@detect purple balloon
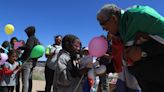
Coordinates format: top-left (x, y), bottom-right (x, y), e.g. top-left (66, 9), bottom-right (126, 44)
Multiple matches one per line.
top-left (0, 53), bottom-right (8, 65)
top-left (88, 37), bottom-right (108, 57)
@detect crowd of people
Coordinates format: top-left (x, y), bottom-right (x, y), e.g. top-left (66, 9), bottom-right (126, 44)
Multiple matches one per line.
top-left (0, 26), bottom-right (40, 92)
top-left (0, 3), bottom-right (164, 92)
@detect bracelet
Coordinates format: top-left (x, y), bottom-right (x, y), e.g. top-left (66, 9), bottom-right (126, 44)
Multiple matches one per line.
top-left (141, 51), bottom-right (147, 58)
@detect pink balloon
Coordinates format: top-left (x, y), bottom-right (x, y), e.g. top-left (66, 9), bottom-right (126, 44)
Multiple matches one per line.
top-left (88, 37), bottom-right (108, 57)
top-left (0, 53), bottom-right (8, 65)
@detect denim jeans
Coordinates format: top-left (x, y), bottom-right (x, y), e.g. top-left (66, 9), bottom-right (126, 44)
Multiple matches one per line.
top-left (0, 86), bottom-right (14, 92)
top-left (22, 61), bottom-right (33, 92)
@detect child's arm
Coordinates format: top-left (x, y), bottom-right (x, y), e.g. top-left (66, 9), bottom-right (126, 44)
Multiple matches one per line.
top-left (13, 66), bottom-right (21, 74)
top-left (3, 65), bottom-right (21, 76)
top-left (2, 67), bottom-right (14, 76)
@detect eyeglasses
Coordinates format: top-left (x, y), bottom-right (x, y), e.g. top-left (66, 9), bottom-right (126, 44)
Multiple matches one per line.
top-left (99, 18), bottom-right (110, 26)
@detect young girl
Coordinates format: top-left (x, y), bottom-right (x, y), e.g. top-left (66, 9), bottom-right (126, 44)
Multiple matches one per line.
top-left (0, 50), bottom-right (21, 92)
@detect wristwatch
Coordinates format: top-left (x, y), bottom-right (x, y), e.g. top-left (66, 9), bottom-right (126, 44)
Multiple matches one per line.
top-left (141, 51), bottom-right (147, 58)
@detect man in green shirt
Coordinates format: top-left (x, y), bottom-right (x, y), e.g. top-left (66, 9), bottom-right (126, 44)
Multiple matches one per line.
top-left (97, 4), bottom-right (164, 92)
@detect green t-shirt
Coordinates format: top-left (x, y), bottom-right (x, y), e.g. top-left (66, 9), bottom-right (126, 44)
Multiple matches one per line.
top-left (119, 5), bottom-right (164, 44)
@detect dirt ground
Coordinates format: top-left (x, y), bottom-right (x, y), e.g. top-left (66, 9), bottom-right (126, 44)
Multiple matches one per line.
top-left (14, 80), bottom-right (46, 92)
top-left (12, 63), bottom-right (46, 92)
top-left (31, 80), bottom-right (45, 92)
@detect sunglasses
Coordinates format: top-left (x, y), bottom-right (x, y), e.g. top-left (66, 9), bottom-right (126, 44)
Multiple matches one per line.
top-left (99, 18), bottom-right (110, 26)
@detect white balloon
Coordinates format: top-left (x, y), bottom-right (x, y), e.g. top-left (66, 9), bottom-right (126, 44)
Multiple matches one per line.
top-left (80, 55), bottom-right (93, 69)
top-left (87, 69), bottom-right (95, 80)
top-left (95, 65), bottom-right (106, 75)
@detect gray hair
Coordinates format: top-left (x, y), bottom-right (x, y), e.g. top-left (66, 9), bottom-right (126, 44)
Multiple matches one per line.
top-left (97, 4), bottom-right (121, 21)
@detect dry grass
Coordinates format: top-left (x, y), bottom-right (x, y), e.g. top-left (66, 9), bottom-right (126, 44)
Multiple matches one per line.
top-left (14, 80), bottom-right (45, 92)
top-left (14, 65), bottom-right (46, 92)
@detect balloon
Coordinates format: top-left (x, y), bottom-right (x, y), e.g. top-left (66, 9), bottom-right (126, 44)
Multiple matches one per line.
top-left (30, 45), bottom-right (45, 58)
top-left (4, 24), bottom-right (15, 35)
top-left (14, 41), bottom-right (24, 50)
top-left (88, 36), bottom-right (108, 57)
top-left (0, 53), bottom-right (8, 65)
top-left (95, 65), bottom-right (106, 75)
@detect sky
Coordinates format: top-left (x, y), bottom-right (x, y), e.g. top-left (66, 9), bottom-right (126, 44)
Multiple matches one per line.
top-left (0, 0), bottom-right (164, 61)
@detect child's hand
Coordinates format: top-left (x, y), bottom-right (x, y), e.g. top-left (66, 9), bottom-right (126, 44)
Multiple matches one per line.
top-left (14, 66), bottom-right (18, 71)
top-left (45, 53), bottom-right (53, 58)
top-left (13, 66), bottom-right (21, 74)
top-left (80, 56), bottom-right (93, 69)
top-left (14, 66), bottom-right (21, 71)
top-left (86, 62), bottom-right (93, 68)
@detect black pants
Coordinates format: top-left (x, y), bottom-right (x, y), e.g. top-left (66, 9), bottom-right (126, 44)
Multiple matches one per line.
top-left (129, 55), bottom-right (164, 92)
top-left (16, 73), bottom-right (20, 92)
top-left (0, 86), bottom-right (14, 92)
top-left (44, 66), bottom-right (55, 92)
top-left (128, 39), bottom-right (164, 92)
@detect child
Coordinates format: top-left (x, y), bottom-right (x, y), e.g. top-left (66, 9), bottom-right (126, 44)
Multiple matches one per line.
top-left (0, 50), bottom-right (21, 92)
top-left (53, 34), bottom-right (92, 92)
top-left (0, 41), bottom-right (10, 54)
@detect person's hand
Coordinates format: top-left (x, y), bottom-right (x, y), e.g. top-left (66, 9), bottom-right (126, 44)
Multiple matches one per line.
top-left (45, 53), bottom-right (53, 58)
top-left (102, 53), bottom-right (113, 60)
top-left (12, 65), bottom-right (21, 74)
top-left (86, 62), bottom-right (93, 68)
top-left (15, 65), bottom-right (20, 70)
top-left (135, 32), bottom-right (150, 45)
top-left (124, 46), bottom-right (142, 62)
top-left (17, 46), bottom-right (22, 50)
top-left (95, 65), bottom-right (106, 76)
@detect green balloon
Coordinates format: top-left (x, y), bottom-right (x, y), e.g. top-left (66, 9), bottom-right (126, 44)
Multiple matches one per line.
top-left (30, 45), bottom-right (45, 58)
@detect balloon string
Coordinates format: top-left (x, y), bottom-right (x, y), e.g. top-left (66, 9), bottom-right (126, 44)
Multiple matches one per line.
top-left (23, 57), bottom-right (30, 62)
top-left (73, 74), bottom-right (84, 92)
top-left (8, 35), bottom-right (10, 42)
top-left (0, 46), bottom-right (9, 53)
